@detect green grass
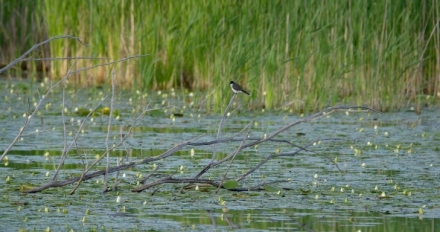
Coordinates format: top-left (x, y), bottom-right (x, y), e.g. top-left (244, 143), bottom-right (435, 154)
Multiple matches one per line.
top-left (1, 0), bottom-right (439, 113)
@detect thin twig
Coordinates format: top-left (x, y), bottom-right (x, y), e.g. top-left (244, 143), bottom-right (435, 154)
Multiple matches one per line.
top-left (112, 158), bottom-right (121, 191)
top-left (52, 59), bottom-right (79, 181)
top-left (68, 107), bottom-right (154, 194)
top-left (52, 96), bottom-right (108, 181)
top-left (194, 123), bottom-right (253, 179)
top-left (241, 105), bottom-right (380, 150)
top-left (211, 93), bottom-right (237, 163)
top-left (0, 35), bottom-right (87, 74)
top-left (139, 165), bottom-right (160, 185)
top-left (0, 37), bottom-right (88, 162)
top-left (1, 56), bottom-right (149, 162)
top-left (21, 57), bottom-right (109, 61)
top-left (215, 122), bottom-right (252, 193)
top-left (103, 70), bottom-right (117, 192)
top-left (236, 141), bottom-right (315, 182)
top-left (70, 54), bottom-right (149, 75)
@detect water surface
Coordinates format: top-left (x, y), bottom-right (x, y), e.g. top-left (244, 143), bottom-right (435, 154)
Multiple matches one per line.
top-left (0, 79), bottom-right (439, 231)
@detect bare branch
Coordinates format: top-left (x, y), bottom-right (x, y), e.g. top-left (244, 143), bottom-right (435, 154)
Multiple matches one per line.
top-left (21, 57), bottom-right (109, 61)
top-left (52, 96), bottom-right (108, 181)
top-left (211, 93), bottom-right (237, 162)
top-left (68, 107), bottom-right (155, 195)
top-left (216, 122), bottom-right (253, 193)
top-left (103, 70), bottom-right (117, 192)
top-left (70, 54), bottom-right (149, 75)
top-left (0, 35), bottom-right (87, 74)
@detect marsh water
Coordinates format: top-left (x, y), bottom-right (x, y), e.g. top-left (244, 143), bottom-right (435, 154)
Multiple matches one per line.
top-left (0, 79), bottom-right (439, 231)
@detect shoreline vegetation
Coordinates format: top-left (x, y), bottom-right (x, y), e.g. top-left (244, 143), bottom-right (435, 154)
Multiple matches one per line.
top-left (1, 0), bottom-right (439, 113)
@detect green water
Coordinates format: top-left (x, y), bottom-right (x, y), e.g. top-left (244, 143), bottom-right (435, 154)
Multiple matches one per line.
top-left (0, 79), bottom-right (439, 231)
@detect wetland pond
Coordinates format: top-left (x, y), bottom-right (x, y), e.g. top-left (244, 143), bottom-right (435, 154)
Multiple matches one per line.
top-left (0, 79), bottom-right (439, 231)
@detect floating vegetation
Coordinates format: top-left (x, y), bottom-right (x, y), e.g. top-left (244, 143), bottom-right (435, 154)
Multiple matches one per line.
top-left (1, 73), bottom-right (439, 231)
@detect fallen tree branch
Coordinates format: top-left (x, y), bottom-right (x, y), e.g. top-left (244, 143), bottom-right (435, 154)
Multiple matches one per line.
top-left (25, 105), bottom-right (379, 193)
top-left (131, 106), bottom-right (379, 193)
top-left (132, 177), bottom-right (291, 192)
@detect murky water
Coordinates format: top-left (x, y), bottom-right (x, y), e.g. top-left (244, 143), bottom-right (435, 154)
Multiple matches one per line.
top-left (0, 79), bottom-right (439, 231)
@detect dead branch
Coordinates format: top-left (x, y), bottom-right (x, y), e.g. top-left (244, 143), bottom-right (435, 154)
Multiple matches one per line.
top-left (216, 122), bottom-right (253, 193)
top-left (69, 54), bottom-right (149, 75)
top-left (8, 35), bottom-right (382, 195)
top-left (236, 141), bottom-right (316, 182)
top-left (53, 97), bottom-right (108, 181)
top-left (131, 106), bottom-right (379, 193)
top-left (53, 60), bottom-right (79, 182)
top-left (21, 57), bottom-right (109, 61)
top-left (211, 93), bottom-right (237, 162)
top-left (68, 107), bottom-right (153, 195)
top-left (103, 70), bottom-right (117, 192)
top-left (0, 36), bottom-right (149, 163)
top-left (24, 133), bottom-right (204, 193)
top-left (0, 34), bottom-right (150, 192)
top-left (132, 177), bottom-right (291, 192)
top-left (0, 35), bottom-right (87, 74)
top-left (24, 104), bottom-right (379, 193)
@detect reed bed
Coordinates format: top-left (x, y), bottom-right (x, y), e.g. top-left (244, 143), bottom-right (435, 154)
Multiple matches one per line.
top-left (0, 0), bottom-right (49, 78)
top-left (2, 0), bottom-right (439, 112)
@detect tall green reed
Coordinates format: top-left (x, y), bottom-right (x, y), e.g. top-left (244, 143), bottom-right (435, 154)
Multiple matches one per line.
top-left (10, 0), bottom-right (440, 112)
top-left (0, 0), bottom-right (49, 79)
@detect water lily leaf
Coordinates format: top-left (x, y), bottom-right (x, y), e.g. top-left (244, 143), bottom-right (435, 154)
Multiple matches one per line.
top-left (19, 185), bottom-right (35, 191)
top-left (149, 109), bottom-right (166, 117)
top-left (223, 180), bottom-right (239, 189)
top-left (232, 193), bottom-right (247, 198)
top-left (300, 188), bottom-right (311, 194)
top-left (113, 109), bottom-right (120, 116)
top-left (75, 107), bottom-right (91, 116)
top-left (263, 184), bottom-right (280, 192)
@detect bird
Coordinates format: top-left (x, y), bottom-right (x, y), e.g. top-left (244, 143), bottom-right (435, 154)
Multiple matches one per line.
top-left (230, 81), bottom-right (250, 95)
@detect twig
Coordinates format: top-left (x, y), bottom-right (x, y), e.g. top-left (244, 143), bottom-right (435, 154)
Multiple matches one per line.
top-left (0, 36), bottom-right (88, 162)
top-left (112, 158), bottom-right (121, 191)
top-left (103, 70), bottom-right (117, 192)
top-left (21, 57), bottom-right (109, 61)
top-left (52, 58), bottom-right (82, 181)
top-left (68, 107), bottom-right (153, 194)
top-left (244, 180), bottom-right (293, 191)
top-left (215, 122), bottom-right (252, 193)
top-left (52, 96), bottom-right (108, 181)
top-left (132, 178), bottom-right (291, 192)
top-left (223, 215), bottom-right (240, 229)
top-left (236, 141), bottom-right (315, 182)
top-left (206, 209), bottom-right (216, 228)
top-left (70, 54), bottom-right (149, 75)
top-left (0, 35), bottom-right (87, 74)
top-left (139, 165), bottom-right (160, 185)
top-left (239, 105), bottom-right (380, 151)
top-left (194, 123), bottom-right (253, 179)
top-left (132, 177), bottom-right (221, 192)
top-left (1, 56), bottom-right (149, 162)
top-left (53, 68), bottom-right (70, 181)
top-left (211, 93), bottom-right (237, 163)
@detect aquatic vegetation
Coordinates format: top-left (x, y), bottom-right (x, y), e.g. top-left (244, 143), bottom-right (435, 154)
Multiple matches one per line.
top-left (1, 36), bottom-right (439, 230)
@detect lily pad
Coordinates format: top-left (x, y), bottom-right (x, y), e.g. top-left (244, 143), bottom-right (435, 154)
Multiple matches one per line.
top-left (223, 180), bottom-right (239, 190)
